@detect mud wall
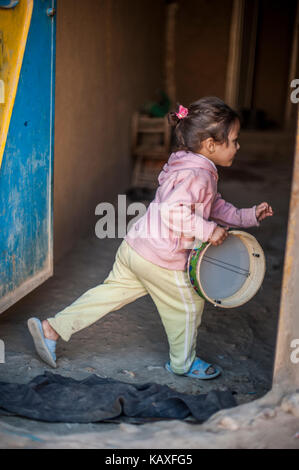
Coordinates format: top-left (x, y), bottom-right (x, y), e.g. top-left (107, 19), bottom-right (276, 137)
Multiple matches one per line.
top-left (54, 0), bottom-right (165, 260)
top-left (252, 0), bottom-right (297, 127)
top-left (174, 0), bottom-right (233, 105)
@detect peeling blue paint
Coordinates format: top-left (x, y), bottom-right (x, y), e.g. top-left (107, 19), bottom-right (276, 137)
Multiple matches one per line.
top-left (0, 1), bottom-right (19, 9)
top-left (0, 1), bottom-right (56, 301)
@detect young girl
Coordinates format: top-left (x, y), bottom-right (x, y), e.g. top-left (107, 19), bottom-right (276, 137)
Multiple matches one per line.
top-left (28, 96), bottom-right (273, 379)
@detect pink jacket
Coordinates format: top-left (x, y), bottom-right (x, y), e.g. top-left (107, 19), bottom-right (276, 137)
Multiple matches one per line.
top-left (125, 151), bottom-right (259, 270)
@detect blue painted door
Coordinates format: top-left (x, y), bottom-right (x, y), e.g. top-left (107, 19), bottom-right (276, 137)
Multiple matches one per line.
top-left (0, 0), bottom-right (56, 313)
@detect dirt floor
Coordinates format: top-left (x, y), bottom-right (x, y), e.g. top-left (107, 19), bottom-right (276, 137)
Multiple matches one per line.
top-left (0, 153), bottom-right (298, 449)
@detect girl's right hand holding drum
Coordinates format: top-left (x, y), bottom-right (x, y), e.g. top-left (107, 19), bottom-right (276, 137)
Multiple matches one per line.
top-left (209, 226), bottom-right (229, 246)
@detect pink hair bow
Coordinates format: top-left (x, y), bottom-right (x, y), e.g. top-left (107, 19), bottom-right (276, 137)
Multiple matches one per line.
top-left (176, 105), bottom-right (188, 119)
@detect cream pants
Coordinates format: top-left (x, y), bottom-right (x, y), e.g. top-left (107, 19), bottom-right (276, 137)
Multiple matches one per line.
top-left (48, 240), bottom-right (205, 374)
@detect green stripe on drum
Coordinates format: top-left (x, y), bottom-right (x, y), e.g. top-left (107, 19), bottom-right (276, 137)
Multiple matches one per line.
top-left (188, 242), bottom-right (208, 299)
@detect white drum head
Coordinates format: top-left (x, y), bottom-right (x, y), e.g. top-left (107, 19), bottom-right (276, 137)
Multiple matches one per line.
top-left (196, 231), bottom-right (266, 308)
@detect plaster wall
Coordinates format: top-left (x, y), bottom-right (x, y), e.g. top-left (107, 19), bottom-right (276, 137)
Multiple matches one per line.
top-left (53, 0), bottom-right (165, 260)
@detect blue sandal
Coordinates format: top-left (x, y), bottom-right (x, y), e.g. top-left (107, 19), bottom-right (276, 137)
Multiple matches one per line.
top-left (165, 356), bottom-right (221, 380)
top-left (27, 317), bottom-right (57, 368)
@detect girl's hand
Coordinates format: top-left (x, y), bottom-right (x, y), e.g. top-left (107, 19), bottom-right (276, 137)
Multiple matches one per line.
top-left (209, 226), bottom-right (229, 246)
top-left (256, 202), bottom-right (274, 222)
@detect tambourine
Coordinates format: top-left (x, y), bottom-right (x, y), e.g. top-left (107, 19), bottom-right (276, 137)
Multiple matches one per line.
top-left (187, 230), bottom-right (266, 308)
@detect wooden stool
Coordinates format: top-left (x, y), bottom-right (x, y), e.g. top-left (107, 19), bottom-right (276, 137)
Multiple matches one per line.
top-left (131, 112), bottom-right (171, 189)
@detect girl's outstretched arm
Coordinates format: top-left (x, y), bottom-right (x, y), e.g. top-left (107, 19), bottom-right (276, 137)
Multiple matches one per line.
top-left (210, 192), bottom-right (259, 228)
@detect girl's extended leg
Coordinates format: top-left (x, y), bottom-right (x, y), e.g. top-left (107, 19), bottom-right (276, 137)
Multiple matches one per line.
top-left (127, 246), bottom-right (205, 374)
top-left (46, 240), bottom-right (147, 342)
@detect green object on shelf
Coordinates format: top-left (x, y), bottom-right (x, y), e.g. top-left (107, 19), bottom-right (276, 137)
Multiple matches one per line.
top-left (142, 91), bottom-right (171, 118)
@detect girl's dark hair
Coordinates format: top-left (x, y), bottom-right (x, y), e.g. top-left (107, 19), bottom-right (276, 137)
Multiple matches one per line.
top-left (168, 96), bottom-right (240, 152)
